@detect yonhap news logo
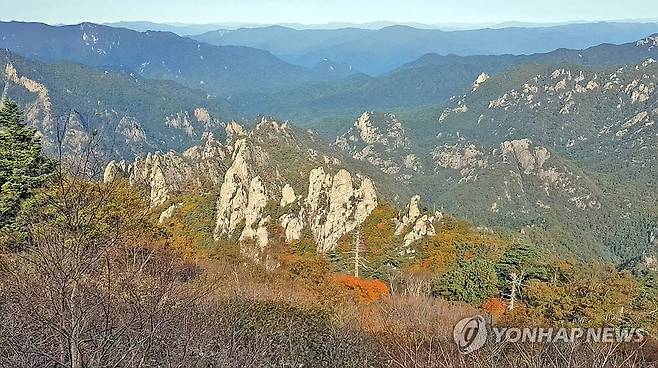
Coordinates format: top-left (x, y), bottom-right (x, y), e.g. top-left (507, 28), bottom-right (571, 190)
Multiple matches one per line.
top-left (453, 315), bottom-right (647, 354)
top-left (453, 315), bottom-right (488, 354)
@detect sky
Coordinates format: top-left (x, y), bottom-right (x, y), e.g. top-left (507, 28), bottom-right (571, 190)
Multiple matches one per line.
top-left (1, 0), bottom-right (657, 25)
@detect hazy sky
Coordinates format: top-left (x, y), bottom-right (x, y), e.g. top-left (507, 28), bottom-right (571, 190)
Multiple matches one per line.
top-left (2, 0), bottom-right (657, 25)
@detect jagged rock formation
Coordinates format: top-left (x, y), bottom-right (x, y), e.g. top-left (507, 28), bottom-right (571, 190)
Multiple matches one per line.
top-left (104, 131), bottom-right (231, 207)
top-left (394, 195), bottom-right (443, 248)
top-left (472, 72), bottom-right (490, 91)
top-left (212, 121), bottom-right (380, 256)
top-left (302, 167), bottom-right (377, 252)
top-left (106, 116), bottom-right (394, 265)
top-left (335, 112), bottom-right (420, 182)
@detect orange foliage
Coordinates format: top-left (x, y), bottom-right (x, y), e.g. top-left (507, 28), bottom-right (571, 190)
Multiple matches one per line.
top-left (335, 274), bottom-right (390, 303)
top-left (482, 297), bottom-right (508, 318)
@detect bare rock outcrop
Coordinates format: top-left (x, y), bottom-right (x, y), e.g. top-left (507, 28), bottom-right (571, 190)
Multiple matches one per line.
top-left (335, 112), bottom-right (420, 181)
top-left (394, 195), bottom-right (443, 248)
top-left (304, 167), bottom-right (378, 253)
top-left (104, 129), bottom-right (232, 207)
top-left (158, 202), bottom-right (183, 224)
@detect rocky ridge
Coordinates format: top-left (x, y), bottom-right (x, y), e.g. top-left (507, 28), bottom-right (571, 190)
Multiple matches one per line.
top-left (0, 50), bottom-right (234, 160)
top-left (335, 111), bottom-right (421, 182)
top-left (104, 130), bottom-right (231, 207)
top-left (106, 117), bottom-right (430, 267)
top-left (394, 195), bottom-right (443, 248)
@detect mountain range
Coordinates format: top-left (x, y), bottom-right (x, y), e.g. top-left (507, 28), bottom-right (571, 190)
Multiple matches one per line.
top-left (193, 22), bottom-right (658, 75)
top-left (228, 34), bottom-right (658, 132)
top-left (0, 49), bottom-right (237, 160)
top-left (0, 21), bottom-right (348, 96)
top-left (0, 21), bottom-right (656, 265)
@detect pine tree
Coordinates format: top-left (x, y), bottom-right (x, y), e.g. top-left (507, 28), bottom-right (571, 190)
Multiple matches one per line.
top-left (0, 100), bottom-right (56, 233)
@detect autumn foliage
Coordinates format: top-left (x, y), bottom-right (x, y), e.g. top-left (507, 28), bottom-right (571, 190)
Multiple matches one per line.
top-left (482, 297), bottom-right (508, 317)
top-left (335, 274), bottom-right (390, 303)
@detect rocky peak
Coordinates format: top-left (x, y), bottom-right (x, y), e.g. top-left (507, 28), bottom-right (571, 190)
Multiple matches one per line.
top-left (394, 195), bottom-right (443, 248)
top-left (160, 119), bottom-right (378, 262)
top-left (472, 72), bottom-right (490, 91)
top-left (303, 167), bottom-right (378, 253)
top-left (214, 137), bottom-right (256, 237)
top-left (225, 120), bottom-right (246, 142)
top-left (212, 144), bottom-right (379, 256)
top-left (104, 132), bottom-right (231, 207)
top-left (335, 111), bottom-right (420, 182)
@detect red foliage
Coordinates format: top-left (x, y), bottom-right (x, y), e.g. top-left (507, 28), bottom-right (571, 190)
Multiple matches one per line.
top-left (335, 275), bottom-right (390, 303)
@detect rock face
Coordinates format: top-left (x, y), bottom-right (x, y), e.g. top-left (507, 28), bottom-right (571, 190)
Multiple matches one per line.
top-left (394, 195), bottom-right (443, 248)
top-left (280, 184), bottom-right (296, 207)
top-left (335, 112), bottom-right (420, 182)
top-left (472, 72), bottom-right (490, 91)
top-left (214, 138), bottom-right (254, 236)
top-left (158, 203), bottom-right (183, 224)
top-left (4, 63), bottom-right (53, 129)
top-left (432, 143), bottom-right (487, 182)
top-left (500, 139), bottom-right (550, 175)
top-left (499, 138), bottom-right (599, 210)
top-left (430, 137), bottom-right (600, 212)
top-left (303, 167), bottom-right (378, 253)
top-left (104, 130), bottom-right (232, 207)
top-left (214, 161), bottom-right (378, 255)
top-left (200, 118), bottom-right (381, 263)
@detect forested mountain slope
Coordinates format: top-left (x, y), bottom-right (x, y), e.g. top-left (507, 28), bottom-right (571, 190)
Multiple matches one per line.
top-left (0, 21), bottom-right (333, 95)
top-left (0, 50), bottom-right (236, 160)
top-left (335, 59), bottom-right (658, 261)
top-left (230, 35), bottom-right (658, 127)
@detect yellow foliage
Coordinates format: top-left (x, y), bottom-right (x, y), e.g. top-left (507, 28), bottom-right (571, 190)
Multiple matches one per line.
top-left (409, 216), bottom-right (508, 276)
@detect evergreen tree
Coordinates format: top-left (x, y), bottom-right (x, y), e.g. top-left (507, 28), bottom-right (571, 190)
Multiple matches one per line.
top-left (496, 244), bottom-right (552, 282)
top-left (432, 258), bottom-right (499, 306)
top-left (0, 100), bottom-right (56, 234)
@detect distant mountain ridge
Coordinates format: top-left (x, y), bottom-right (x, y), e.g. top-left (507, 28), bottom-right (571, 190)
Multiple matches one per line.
top-left (108, 19), bottom-right (658, 34)
top-left (0, 49), bottom-right (238, 160)
top-left (0, 21), bottom-right (343, 96)
top-left (227, 34), bottom-right (658, 129)
top-left (192, 22), bottom-right (658, 75)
